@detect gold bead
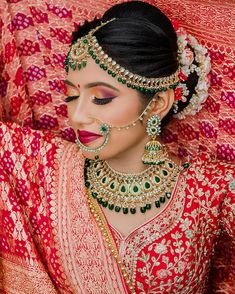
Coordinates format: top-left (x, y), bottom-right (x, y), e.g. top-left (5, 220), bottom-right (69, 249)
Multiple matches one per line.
top-left (121, 266), bottom-right (125, 271)
top-left (114, 254), bottom-right (118, 259)
top-left (123, 273), bottom-right (128, 278)
top-left (126, 280), bottom-right (130, 284)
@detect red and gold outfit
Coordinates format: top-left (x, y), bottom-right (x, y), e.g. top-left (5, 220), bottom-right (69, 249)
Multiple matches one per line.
top-left (0, 122), bottom-right (234, 293)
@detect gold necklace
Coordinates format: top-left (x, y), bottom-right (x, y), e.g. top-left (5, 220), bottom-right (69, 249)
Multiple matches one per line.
top-left (84, 158), bottom-right (181, 214)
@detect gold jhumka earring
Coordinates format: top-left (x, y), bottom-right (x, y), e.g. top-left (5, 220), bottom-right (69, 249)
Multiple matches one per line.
top-left (142, 114), bottom-right (168, 165)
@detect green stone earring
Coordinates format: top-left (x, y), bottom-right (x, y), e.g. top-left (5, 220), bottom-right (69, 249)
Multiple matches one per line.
top-left (142, 115), bottom-right (168, 165)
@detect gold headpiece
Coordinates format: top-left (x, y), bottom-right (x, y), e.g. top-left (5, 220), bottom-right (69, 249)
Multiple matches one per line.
top-left (65, 19), bottom-right (180, 94)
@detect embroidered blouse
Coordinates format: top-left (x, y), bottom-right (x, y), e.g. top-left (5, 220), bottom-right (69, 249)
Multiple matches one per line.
top-left (0, 122), bottom-right (234, 293)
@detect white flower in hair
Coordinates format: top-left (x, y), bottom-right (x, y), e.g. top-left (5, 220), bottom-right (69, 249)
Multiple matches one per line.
top-left (173, 24), bottom-right (211, 119)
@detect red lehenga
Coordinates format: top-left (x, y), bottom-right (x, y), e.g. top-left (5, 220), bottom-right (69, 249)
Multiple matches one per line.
top-left (0, 121), bottom-right (234, 293)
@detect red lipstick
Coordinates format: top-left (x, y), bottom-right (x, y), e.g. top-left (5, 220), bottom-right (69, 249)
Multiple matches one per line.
top-left (77, 130), bottom-right (102, 144)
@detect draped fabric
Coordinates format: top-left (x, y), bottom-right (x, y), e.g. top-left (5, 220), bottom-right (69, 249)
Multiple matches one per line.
top-left (0, 0), bottom-right (234, 160)
top-left (0, 121), bottom-right (235, 293)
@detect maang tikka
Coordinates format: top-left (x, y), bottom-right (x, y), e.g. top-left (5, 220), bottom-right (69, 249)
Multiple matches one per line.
top-left (142, 115), bottom-right (168, 165)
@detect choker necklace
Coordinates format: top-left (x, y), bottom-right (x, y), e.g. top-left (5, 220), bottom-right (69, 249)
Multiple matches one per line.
top-left (84, 158), bottom-right (183, 214)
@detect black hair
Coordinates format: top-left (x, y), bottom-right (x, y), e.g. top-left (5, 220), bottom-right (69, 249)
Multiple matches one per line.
top-left (72, 1), bottom-right (199, 127)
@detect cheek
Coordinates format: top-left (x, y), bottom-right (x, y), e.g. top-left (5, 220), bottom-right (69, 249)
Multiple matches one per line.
top-left (102, 103), bottom-right (140, 126)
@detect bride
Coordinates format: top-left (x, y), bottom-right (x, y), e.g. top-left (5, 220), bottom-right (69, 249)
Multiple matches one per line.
top-left (0, 1), bottom-right (234, 293)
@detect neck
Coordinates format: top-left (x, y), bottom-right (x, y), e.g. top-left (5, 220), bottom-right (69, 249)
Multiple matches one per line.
top-left (105, 138), bottom-right (181, 174)
top-left (106, 137), bottom-right (149, 174)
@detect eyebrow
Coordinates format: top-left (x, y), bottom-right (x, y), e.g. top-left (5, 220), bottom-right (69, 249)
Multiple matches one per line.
top-left (64, 80), bottom-right (119, 92)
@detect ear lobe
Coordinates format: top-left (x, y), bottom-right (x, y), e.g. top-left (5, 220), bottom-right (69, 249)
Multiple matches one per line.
top-left (150, 89), bottom-right (175, 119)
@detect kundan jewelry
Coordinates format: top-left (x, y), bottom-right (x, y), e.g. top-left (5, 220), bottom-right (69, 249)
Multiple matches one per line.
top-left (65, 18), bottom-right (211, 119)
top-left (65, 19), bottom-right (180, 94)
top-left (142, 114), bottom-right (168, 165)
top-left (84, 158), bottom-right (181, 214)
top-left (75, 123), bottom-right (110, 153)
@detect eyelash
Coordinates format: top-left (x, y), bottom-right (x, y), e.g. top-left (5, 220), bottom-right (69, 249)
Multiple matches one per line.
top-left (65, 96), bottom-right (115, 105)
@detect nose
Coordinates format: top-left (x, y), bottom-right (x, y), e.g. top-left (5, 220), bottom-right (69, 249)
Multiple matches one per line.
top-left (69, 97), bottom-right (93, 127)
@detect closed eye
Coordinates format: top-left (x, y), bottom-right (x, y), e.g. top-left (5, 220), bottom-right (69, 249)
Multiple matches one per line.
top-left (92, 97), bottom-right (115, 105)
top-left (64, 96), bottom-right (79, 103)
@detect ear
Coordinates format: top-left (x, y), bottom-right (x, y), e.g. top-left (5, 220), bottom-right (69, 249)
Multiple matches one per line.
top-left (149, 89), bottom-right (175, 119)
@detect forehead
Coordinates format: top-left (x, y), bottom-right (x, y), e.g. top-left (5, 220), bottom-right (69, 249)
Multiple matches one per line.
top-left (67, 58), bottom-right (122, 89)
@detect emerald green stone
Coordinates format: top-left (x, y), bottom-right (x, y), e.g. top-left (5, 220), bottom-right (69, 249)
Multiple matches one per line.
top-left (85, 160), bottom-right (90, 167)
top-left (123, 208), bottom-right (128, 214)
top-left (108, 70), bottom-right (112, 75)
top-left (101, 177), bottom-right (106, 184)
top-left (168, 162), bottom-right (173, 168)
top-left (146, 204), bottom-right (151, 210)
top-left (131, 85), bottom-right (135, 89)
top-left (160, 196), bottom-right (165, 203)
top-left (78, 64), bottom-right (81, 70)
top-left (97, 198), bottom-right (103, 204)
top-left (103, 66), bottom-right (107, 71)
top-left (155, 177), bottom-right (160, 183)
top-left (166, 192), bottom-right (171, 199)
top-left (85, 181), bottom-right (90, 188)
top-left (92, 54), bottom-right (96, 60)
top-left (115, 206), bottom-right (121, 212)
top-left (162, 170), bottom-right (168, 176)
top-left (122, 80), bottom-right (126, 84)
top-left (145, 182), bottom-right (151, 189)
top-left (140, 207), bottom-right (146, 213)
top-left (110, 182), bottom-right (115, 190)
top-left (130, 208), bottom-right (136, 214)
top-left (133, 186), bottom-right (139, 193)
top-left (95, 59), bottom-right (100, 64)
top-left (82, 60), bottom-right (87, 67)
top-left (92, 192), bottom-right (98, 199)
top-left (183, 163), bottom-right (190, 168)
top-left (102, 201), bottom-right (108, 207)
top-left (100, 64), bottom-right (104, 69)
top-left (120, 185), bottom-right (126, 193)
top-left (155, 200), bottom-right (160, 208)
top-left (83, 39), bottom-right (88, 44)
top-left (112, 73), bottom-right (116, 77)
top-left (117, 77), bottom-right (122, 82)
top-left (89, 50), bottom-right (94, 55)
top-left (108, 204), bottom-right (114, 210)
top-left (127, 83), bottom-right (131, 88)
top-left (96, 170), bottom-right (101, 176)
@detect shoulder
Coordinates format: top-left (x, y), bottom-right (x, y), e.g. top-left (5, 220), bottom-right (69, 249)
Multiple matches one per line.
top-left (187, 152), bottom-right (234, 193)
top-left (190, 151), bottom-right (234, 175)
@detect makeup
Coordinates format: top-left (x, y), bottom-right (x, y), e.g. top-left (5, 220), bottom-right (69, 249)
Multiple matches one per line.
top-left (77, 130), bottom-right (103, 144)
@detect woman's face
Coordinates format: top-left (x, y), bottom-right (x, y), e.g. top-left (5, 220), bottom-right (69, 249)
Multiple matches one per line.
top-left (65, 58), bottom-right (149, 162)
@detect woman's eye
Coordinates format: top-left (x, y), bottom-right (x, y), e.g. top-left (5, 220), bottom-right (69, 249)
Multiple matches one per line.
top-left (92, 97), bottom-right (115, 105)
top-left (65, 96), bottom-right (79, 103)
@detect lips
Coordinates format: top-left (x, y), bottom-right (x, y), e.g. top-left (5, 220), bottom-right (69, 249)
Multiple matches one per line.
top-left (77, 130), bottom-right (103, 144)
